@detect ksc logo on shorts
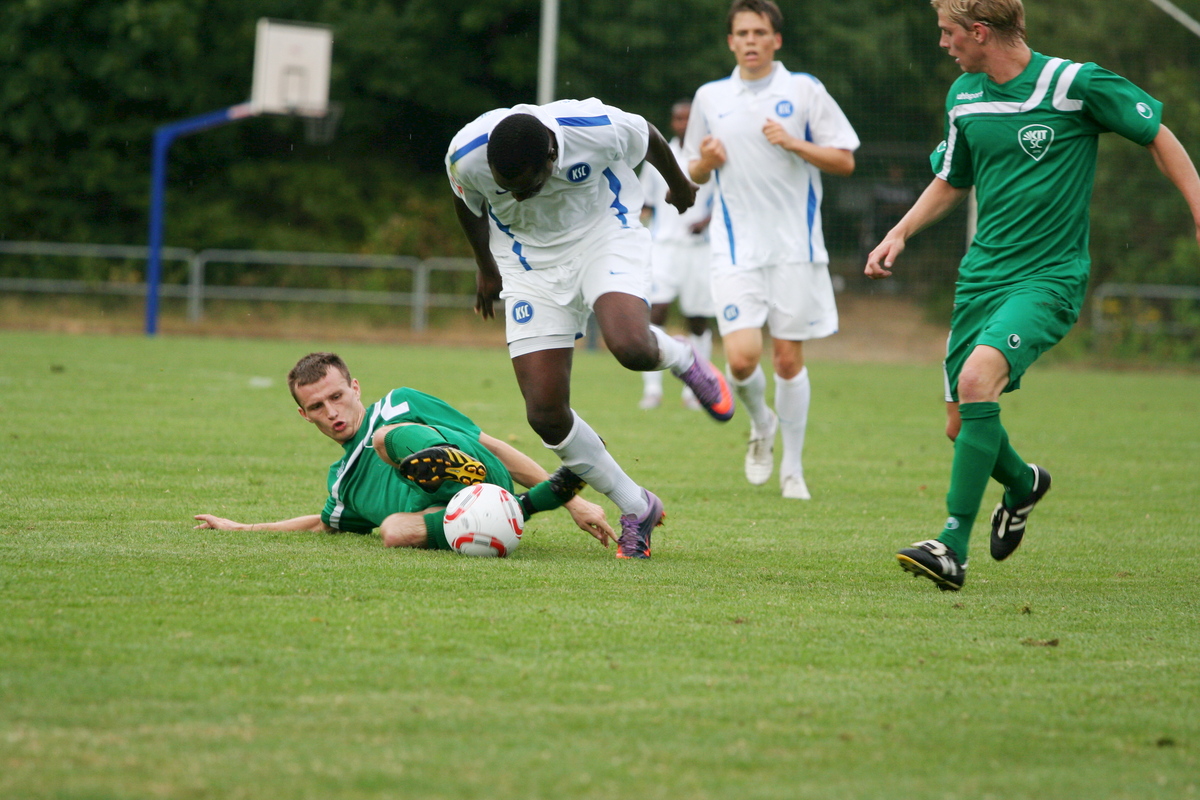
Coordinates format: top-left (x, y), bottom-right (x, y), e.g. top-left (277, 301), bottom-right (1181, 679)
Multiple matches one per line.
top-left (567, 163), bottom-right (592, 183)
top-left (723, 304), bottom-right (739, 322)
top-left (512, 300), bottom-right (534, 324)
top-left (775, 100), bottom-right (794, 118)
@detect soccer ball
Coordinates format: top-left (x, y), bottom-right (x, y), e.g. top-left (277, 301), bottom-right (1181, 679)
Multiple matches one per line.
top-left (442, 483), bottom-right (524, 557)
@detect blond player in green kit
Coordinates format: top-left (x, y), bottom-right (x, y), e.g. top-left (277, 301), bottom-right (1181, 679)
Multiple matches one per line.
top-left (194, 353), bottom-right (614, 551)
top-left (865, 0), bottom-right (1200, 590)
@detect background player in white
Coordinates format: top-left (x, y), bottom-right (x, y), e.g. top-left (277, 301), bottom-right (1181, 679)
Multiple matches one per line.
top-left (686, 0), bottom-right (859, 500)
top-left (446, 99), bottom-right (736, 559)
top-left (638, 99), bottom-right (717, 411)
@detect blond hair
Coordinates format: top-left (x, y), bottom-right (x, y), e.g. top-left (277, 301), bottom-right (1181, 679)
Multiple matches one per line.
top-left (931, 0), bottom-right (1026, 44)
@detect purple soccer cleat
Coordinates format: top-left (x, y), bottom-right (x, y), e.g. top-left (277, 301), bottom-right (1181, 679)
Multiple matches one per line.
top-left (616, 489), bottom-right (664, 559)
top-left (674, 342), bottom-right (735, 422)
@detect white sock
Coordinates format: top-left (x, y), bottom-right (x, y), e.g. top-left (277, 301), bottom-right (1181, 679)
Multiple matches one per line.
top-left (650, 325), bottom-right (694, 374)
top-left (775, 367), bottom-right (810, 479)
top-left (730, 364), bottom-right (773, 436)
top-left (642, 369), bottom-right (664, 396)
top-left (545, 411), bottom-right (647, 516)
top-left (687, 329), bottom-right (713, 364)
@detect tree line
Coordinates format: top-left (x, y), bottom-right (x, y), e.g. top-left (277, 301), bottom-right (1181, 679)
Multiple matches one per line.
top-left (1, 0), bottom-right (1196, 288)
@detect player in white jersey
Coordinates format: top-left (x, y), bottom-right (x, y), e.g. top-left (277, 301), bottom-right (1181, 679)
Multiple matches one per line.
top-left (446, 98), bottom-right (736, 559)
top-left (686, 0), bottom-right (859, 500)
top-left (638, 100), bottom-right (717, 411)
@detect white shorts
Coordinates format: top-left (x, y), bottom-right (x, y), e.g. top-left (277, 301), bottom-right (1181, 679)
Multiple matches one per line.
top-left (648, 239), bottom-right (715, 317)
top-left (501, 226), bottom-right (652, 357)
top-left (711, 261), bottom-right (839, 340)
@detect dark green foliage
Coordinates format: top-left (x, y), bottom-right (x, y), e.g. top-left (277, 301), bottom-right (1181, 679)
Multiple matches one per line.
top-left (0, 0), bottom-right (1196, 292)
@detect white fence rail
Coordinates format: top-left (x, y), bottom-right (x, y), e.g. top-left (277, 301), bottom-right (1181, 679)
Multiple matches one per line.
top-left (0, 241), bottom-right (477, 331)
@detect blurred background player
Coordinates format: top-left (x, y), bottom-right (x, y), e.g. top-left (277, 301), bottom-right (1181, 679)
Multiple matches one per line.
top-left (686, 0), bottom-right (859, 500)
top-left (446, 99), bottom-right (735, 559)
top-left (866, 0), bottom-right (1200, 591)
top-left (194, 352), bottom-right (615, 550)
top-left (638, 99), bottom-right (717, 411)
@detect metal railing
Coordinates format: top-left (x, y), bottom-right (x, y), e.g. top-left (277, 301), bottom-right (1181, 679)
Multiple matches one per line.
top-left (1091, 282), bottom-right (1200, 336)
top-left (0, 241), bottom-right (477, 331)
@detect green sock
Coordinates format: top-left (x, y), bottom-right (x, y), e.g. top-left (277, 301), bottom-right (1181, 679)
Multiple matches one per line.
top-left (423, 510), bottom-right (451, 550)
top-left (992, 427), bottom-right (1034, 508)
top-left (939, 401), bottom-right (1003, 561)
top-left (383, 425), bottom-right (446, 463)
top-left (518, 481), bottom-right (568, 521)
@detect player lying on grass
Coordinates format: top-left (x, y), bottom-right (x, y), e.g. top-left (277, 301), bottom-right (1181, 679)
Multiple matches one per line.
top-left (193, 352), bottom-right (615, 550)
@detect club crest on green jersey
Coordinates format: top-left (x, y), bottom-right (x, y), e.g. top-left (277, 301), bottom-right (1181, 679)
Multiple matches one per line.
top-left (1018, 124), bottom-right (1055, 162)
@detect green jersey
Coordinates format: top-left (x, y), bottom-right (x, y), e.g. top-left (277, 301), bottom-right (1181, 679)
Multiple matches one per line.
top-left (931, 52), bottom-right (1162, 303)
top-left (321, 388), bottom-right (512, 534)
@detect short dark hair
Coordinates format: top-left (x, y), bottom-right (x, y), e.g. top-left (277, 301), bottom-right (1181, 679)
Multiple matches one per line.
top-left (727, 0), bottom-right (783, 34)
top-left (288, 352), bottom-right (351, 404)
top-left (487, 113), bottom-right (552, 182)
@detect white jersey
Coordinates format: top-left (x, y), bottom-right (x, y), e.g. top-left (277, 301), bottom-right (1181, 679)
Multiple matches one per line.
top-left (684, 62), bottom-right (859, 269)
top-left (446, 98), bottom-right (651, 271)
top-left (639, 138), bottom-right (713, 244)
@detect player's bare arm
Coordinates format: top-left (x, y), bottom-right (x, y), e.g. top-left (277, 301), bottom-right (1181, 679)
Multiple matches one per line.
top-left (689, 135), bottom-right (727, 184)
top-left (452, 194), bottom-right (504, 318)
top-left (644, 123), bottom-right (698, 214)
top-left (193, 513), bottom-right (332, 533)
top-left (1146, 124), bottom-right (1200, 248)
top-left (762, 119), bottom-right (855, 176)
top-left (478, 432), bottom-right (616, 546)
top-left (865, 178), bottom-right (969, 279)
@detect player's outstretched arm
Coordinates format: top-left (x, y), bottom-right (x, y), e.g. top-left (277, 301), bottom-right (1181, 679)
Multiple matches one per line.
top-left (452, 195), bottom-right (503, 319)
top-left (193, 514), bottom-right (332, 533)
top-left (644, 122), bottom-right (698, 215)
top-left (865, 178), bottom-right (968, 279)
top-left (478, 432), bottom-right (548, 488)
top-left (1146, 125), bottom-right (1200, 249)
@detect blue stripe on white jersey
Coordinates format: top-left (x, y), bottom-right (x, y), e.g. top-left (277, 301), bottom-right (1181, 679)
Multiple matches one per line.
top-left (804, 122), bottom-right (816, 261)
top-left (449, 133), bottom-right (488, 165)
top-left (488, 208), bottom-right (533, 270)
top-left (602, 168), bottom-right (629, 227)
top-left (714, 170), bottom-right (736, 265)
top-left (556, 115), bottom-right (612, 127)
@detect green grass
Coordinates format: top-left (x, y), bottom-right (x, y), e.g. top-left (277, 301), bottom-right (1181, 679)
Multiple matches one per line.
top-left (2, 330), bottom-right (1198, 799)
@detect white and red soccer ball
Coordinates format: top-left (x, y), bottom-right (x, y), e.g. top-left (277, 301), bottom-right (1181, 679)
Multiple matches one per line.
top-left (442, 483), bottom-right (524, 557)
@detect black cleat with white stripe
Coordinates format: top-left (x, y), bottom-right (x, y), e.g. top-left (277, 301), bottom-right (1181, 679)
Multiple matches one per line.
top-left (990, 464), bottom-right (1051, 562)
top-left (896, 540), bottom-right (966, 592)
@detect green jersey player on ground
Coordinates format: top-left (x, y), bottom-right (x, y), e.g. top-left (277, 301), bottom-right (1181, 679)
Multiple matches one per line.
top-left (864, 0), bottom-right (1200, 591)
top-left (194, 353), bottom-right (615, 551)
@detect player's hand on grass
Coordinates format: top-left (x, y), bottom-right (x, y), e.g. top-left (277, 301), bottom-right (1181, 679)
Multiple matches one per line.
top-left (564, 496), bottom-right (616, 547)
top-left (865, 235), bottom-right (905, 280)
top-left (474, 270), bottom-right (504, 319)
top-left (193, 514), bottom-right (244, 531)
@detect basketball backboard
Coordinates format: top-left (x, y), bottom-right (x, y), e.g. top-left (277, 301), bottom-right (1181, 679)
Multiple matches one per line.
top-left (250, 19), bottom-right (332, 117)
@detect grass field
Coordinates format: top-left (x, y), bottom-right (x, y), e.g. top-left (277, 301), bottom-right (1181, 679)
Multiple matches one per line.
top-left (2, 330), bottom-right (1198, 799)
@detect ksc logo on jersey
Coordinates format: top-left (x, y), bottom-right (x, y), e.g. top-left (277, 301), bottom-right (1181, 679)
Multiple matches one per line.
top-left (512, 300), bottom-right (534, 324)
top-left (775, 100), bottom-right (794, 118)
top-left (1018, 124), bottom-right (1055, 162)
top-left (567, 163), bottom-right (592, 183)
top-left (723, 304), bottom-right (740, 322)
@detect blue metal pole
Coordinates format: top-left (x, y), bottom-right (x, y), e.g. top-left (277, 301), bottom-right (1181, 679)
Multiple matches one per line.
top-left (145, 104), bottom-right (254, 336)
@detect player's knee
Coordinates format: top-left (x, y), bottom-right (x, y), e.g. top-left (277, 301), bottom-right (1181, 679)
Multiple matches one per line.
top-left (380, 515), bottom-right (424, 548)
top-left (726, 351), bottom-right (758, 381)
top-left (525, 405), bottom-right (573, 445)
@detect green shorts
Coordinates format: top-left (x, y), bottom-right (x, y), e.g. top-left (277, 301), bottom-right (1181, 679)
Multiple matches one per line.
top-left (944, 283), bottom-right (1079, 402)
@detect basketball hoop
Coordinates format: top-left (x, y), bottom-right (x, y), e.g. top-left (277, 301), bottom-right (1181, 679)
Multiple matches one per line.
top-left (304, 102), bottom-right (343, 145)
